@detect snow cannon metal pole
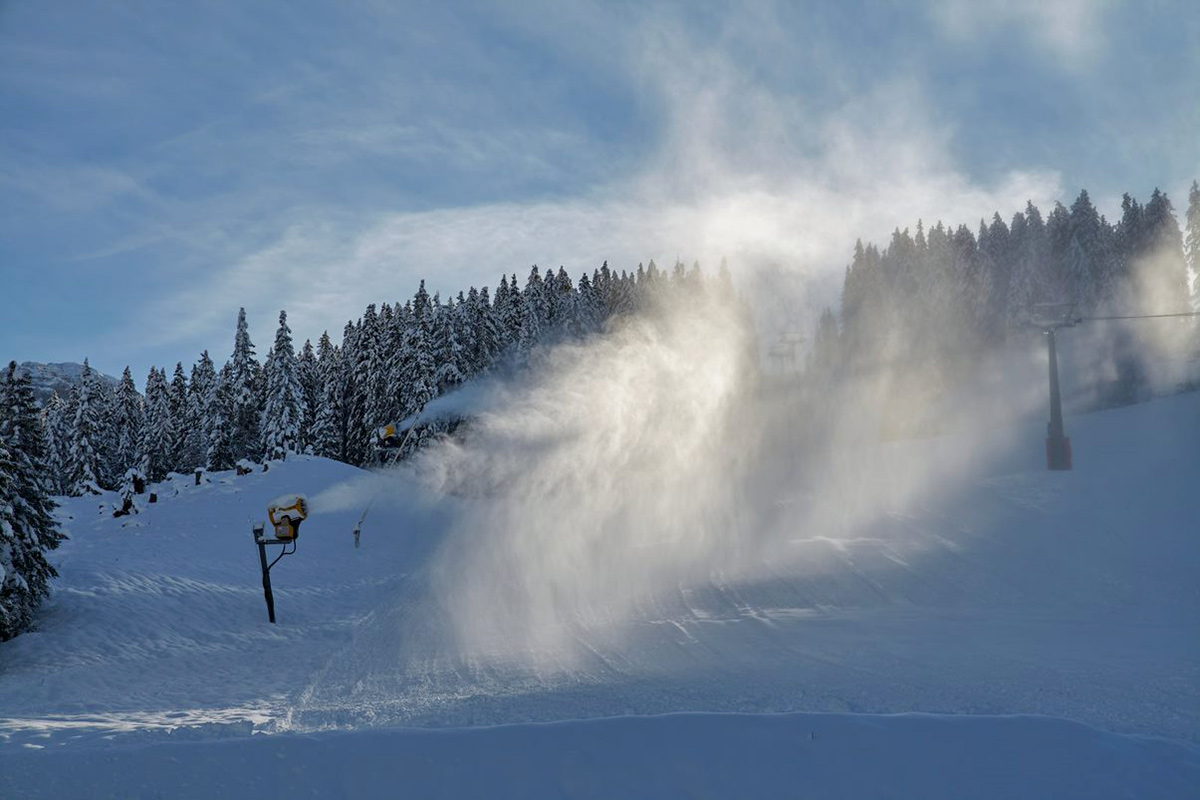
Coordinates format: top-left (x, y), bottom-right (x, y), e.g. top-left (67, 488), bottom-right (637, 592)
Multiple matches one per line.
top-left (1045, 327), bottom-right (1072, 471)
top-left (252, 522), bottom-right (276, 623)
top-left (252, 494), bottom-right (308, 623)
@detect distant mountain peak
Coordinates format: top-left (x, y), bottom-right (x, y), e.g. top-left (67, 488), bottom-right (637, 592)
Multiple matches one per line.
top-left (14, 361), bottom-right (120, 406)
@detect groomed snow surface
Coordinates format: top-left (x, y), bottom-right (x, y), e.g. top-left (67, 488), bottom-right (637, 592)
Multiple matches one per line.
top-left (2, 393), bottom-right (1199, 798)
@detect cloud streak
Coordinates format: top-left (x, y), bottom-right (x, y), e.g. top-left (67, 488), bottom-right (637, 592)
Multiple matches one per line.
top-left (930, 0), bottom-right (1115, 69)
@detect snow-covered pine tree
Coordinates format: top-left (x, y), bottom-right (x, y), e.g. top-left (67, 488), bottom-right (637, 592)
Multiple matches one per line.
top-left (168, 363), bottom-right (191, 472)
top-left (553, 267), bottom-right (574, 331)
top-left (0, 429), bottom-right (64, 642)
top-left (475, 285), bottom-right (502, 368)
top-left (948, 224), bottom-right (982, 352)
top-left (95, 376), bottom-right (120, 489)
top-left (297, 339), bottom-right (318, 453)
top-left (506, 273), bottom-right (524, 342)
top-left (978, 213), bottom-right (1011, 345)
top-left (410, 292), bottom-right (439, 417)
top-left (493, 276), bottom-right (514, 350)
top-left (1141, 188), bottom-right (1189, 312)
top-left (644, 258), bottom-right (660, 286)
top-left (140, 367), bottom-right (175, 482)
top-left (400, 289), bottom-right (437, 420)
top-left (1107, 194), bottom-right (1143, 307)
top-left (109, 366), bottom-right (144, 481)
top-left (1006, 202), bottom-right (1048, 329)
top-left (310, 332), bottom-right (343, 460)
top-left (339, 319), bottom-right (365, 465)
top-left (573, 272), bottom-right (602, 336)
top-left (542, 269), bottom-right (559, 330)
top-left (412, 279), bottom-right (432, 321)
top-left (1065, 190), bottom-right (1107, 312)
top-left (0, 407), bottom-right (65, 640)
top-left (205, 364), bottom-right (237, 472)
top-left (621, 269), bottom-right (640, 313)
top-left (1045, 202), bottom-right (1072, 306)
top-left (518, 265), bottom-right (544, 358)
top-left (1, 364), bottom-right (63, 489)
top-left (187, 351), bottom-right (216, 471)
top-left (594, 260), bottom-right (613, 312)
top-left (260, 310), bottom-right (305, 461)
top-left (451, 291), bottom-right (476, 379)
top-left (67, 359), bottom-right (107, 495)
top-left (228, 308), bottom-right (262, 461)
top-left (39, 393), bottom-right (69, 496)
top-left (885, 226), bottom-right (920, 352)
top-left (432, 298), bottom-right (465, 393)
top-left (350, 305), bottom-right (380, 465)
top-left (375, 303), bottom-right (401, 430)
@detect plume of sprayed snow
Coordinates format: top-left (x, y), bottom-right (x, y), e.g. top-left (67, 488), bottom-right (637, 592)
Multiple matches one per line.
top-left (422, 282), bottom-right (759, 661)
top-left (414, 273), bottom-right (1054, 666)
top-left (307, 471), bottom-right (404, 515)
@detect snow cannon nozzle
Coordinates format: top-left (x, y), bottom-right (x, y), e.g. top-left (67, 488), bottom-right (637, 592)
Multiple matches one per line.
top-left (268, 494), bottom-right (308, 541)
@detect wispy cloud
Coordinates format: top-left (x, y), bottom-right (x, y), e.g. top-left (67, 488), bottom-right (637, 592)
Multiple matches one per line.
top-left (930, 0), bottom-right (1115, 69)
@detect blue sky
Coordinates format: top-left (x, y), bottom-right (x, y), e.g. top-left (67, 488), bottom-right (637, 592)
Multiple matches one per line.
top-left (2, 0), bottom-right (1197, 382)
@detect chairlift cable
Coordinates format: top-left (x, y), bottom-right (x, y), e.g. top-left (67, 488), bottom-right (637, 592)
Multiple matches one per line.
top-left (1079, 311), bottom-right (1200, 321)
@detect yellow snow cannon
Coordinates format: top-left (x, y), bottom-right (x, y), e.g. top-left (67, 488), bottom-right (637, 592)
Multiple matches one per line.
top-left (268, 494), bottom-right (308, 541)
top-left (377, 423), bottom-right (402, 449)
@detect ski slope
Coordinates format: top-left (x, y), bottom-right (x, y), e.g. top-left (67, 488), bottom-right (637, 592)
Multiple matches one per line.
top-left (1, 391), bottom-right (1198, 797)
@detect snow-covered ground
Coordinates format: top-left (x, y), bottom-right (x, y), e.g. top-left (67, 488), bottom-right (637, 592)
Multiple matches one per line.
top-left (1, 392), bottom-right (1198, 798)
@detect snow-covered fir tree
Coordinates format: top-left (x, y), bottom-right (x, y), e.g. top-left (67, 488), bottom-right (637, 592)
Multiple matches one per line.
top-left (260, 310), bottom-right (305, 461)
top-left (39, 393), bottom-right (70, 496)
top-left (1006, 202), bottom-right (1048, 329)
top-left (339, 320), bottom-right (365, 465)
top-left (399, 288), bottom-right (437, 420)
top-left (228, 308), bottom-right (262, 461)
top-left (0, 363), bottom-right (65, 639)
top-left (492, 275), bottom-right (512, 353)
top-left (186, 352), bottom-right (217, 471)
top-left (1066, 190), bottom-right (1107, 311)
top-left (518, 266), bottom-right (544, 358)
top-left (297, 339), bottom-right (318, 453)
top-left (1141, 188), bottom-right (1190, 311)
top-left (573, 272), bottom-right (602, 336)
top-left (168, 363), bottom-right (191, 471)
top-left (310, 332), bottom-right (343, 460)
top-left (67, 359), bottom-right (107, 495)
top-left (140, 367), bottom-right (174, 482)
top-left (452, 291), bottom-right (477, 378)
top-left (432, 298), bottom-right (465, 393)
top-left (109, 366), bottom-right (144, 481)
top-left (349, 305), bottom-right (379, 463)
top-left (503, 273), bottom-right (524, 343)
top-left (205, 364), bottom-right (237, 472)
top-left (474, 286), bottom-right (503, 369)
